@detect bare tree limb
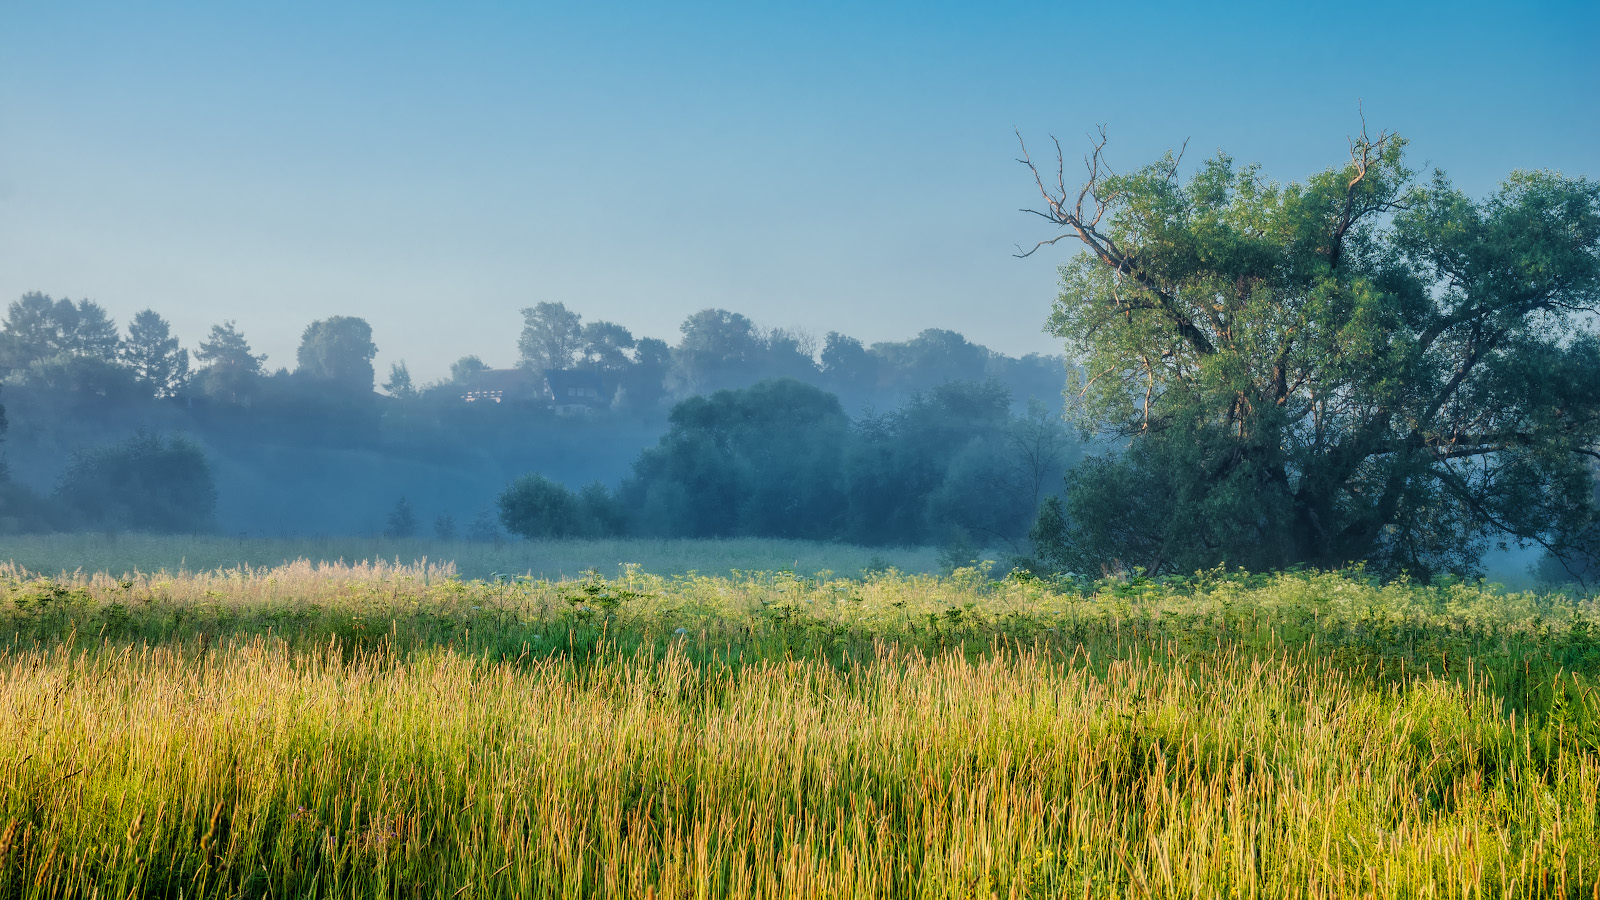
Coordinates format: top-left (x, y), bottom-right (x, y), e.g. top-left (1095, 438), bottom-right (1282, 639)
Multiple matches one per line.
top-left (1016, 129), bottom-right (1218, 357)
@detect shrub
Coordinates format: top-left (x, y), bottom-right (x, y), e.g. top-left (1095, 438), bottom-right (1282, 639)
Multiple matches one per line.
top-left (498, 475), bottom-right (627, 540)
top-left (578, 482), bottom-right (627, 536)
top-left (498, 474), bottom-right (584, 539)
top-left (54, 432), bottom-right (217, 533)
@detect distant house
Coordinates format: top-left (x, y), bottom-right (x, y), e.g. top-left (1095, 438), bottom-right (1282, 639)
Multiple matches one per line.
top-left (459, 368), bottom-right (543, 404)
top-left (543, 369), bottom-right (608, 415)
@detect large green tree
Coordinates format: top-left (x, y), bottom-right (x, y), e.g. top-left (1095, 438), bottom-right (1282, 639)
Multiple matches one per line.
top-left (1020, 128), bottom-right (1600, 577)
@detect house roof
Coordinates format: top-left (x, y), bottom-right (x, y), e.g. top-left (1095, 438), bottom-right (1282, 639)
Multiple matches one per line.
top-left (542, 368), bottom-right (608, 410)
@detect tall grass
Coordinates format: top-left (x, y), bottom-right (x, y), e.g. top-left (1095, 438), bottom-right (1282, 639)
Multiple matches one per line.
top-left (1, 561), bottom-right (1598, 898)
top-left (0, 533), bottom-right (941, 582)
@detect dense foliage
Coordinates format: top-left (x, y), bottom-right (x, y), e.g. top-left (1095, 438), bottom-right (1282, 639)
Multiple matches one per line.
top-left (1024, 131), bottom-right (1600, 579)
top-left (498, 473), bottom-right (616, 539)
top-left (479, 378), bottom-right (1073, 549)
top-left (52, 432), bottom-right (217, 533)
top-left (617, 378), bottom-right (1075, 547)
top-left (295, 315), bottom-right (379, 392)
top-left (121, 310), bottom-right (189, 398)
top-left (625, 379), bottom-right (853, 539)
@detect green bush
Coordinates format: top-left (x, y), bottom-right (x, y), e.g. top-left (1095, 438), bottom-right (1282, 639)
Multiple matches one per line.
top-left (54, 432), bottom-right (217, 533)
top-left (499, 474), bottom-right (627, 540)
top-left (498, 473), bottom-right (585, 539)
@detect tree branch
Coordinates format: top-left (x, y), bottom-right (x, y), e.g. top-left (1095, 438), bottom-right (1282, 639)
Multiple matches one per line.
top-left (1016, 129), bottom-right (1218, 357)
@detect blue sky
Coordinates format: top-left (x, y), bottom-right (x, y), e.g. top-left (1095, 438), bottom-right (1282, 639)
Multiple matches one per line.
top-left (2, 0), bottom-right (1595, 382)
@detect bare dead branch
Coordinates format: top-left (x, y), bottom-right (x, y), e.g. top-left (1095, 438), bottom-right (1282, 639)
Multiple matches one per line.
top-left (1017, 129), bottom-right (1220, 357)
top-left (1014, 232), bottom-right (1081, 258)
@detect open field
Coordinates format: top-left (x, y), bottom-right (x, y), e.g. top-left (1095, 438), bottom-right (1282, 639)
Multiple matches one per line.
top-left (0, 533), bottom-right (943, 582)
top-left (1, 559), bottom-right (1599, 898)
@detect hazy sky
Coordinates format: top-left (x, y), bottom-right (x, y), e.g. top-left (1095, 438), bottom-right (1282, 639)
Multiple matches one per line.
top-left (2, 0), bottom-right (1595, 383)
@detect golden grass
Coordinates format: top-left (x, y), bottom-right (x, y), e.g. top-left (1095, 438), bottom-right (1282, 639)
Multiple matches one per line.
top-left (0, 560), bottom-right (1598, 898)
top-left (0, 533), bottom-right (941, 582)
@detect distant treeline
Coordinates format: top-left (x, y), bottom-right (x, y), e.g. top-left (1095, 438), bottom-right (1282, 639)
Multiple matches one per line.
top-left (498, 378), bottom-right (1077, 551)
top-left (0, 294), bottom-right (1062, 414)
top-left (0, 293), bottom-right (1073, 549)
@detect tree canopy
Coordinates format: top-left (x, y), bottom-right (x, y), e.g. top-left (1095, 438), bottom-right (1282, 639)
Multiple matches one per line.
top-left (383, 361), bottom-right (416, 398)
top-left (193, 321), bottom-right (266, 402)
top-left (1021, 128), bottom-right (1600, 578)
top-left (0, 293), bottom-right (121, 366)
top-left (295, 316), bottom-right (377, 391)
top-left (122, 309), bottom-right (189, 398)
top-left (619, 377), bottom-right (1070, 547)
top-left (517, 302), bottom-right (583, 373)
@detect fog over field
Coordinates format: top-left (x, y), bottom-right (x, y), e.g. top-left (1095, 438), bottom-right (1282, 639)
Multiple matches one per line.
top-left (0, 301), bottom-right (1073, 547)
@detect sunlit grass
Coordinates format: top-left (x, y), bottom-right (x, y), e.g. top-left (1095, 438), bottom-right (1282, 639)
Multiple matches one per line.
top-left (1, 561), bottom-right (1597, 898)
top-left (0, 532), bottom-right (941, 582)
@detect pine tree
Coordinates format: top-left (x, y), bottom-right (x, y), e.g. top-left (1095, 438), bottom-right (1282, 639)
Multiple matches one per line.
top-left (122, 310), bottom-right (190, 398)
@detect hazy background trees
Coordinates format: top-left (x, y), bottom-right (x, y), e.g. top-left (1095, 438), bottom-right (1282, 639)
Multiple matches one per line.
top-left (0, 294), bottom-right (1073, 545)
top-left (0, 293), bottom-right (121, 365)
top-left (619, 377), bottom-right (1075, 548)
top-left (122, 310), bottom-right (189, 398)
top-left (384, 496), bottom-right (417, 538)
top-left (53, 432), bottom-right (216, 533)
top-left (624, 379), bottom-right (851, 539)
top-left (449, 355), bottom-right (488, 384)
top-left (295, 316), bottom-right (378, 392)
top-left (0, 293), bottom-right (135, 401)
top-left (667, 309), bottom-right (819, 397)
top-left (383, 362), bottom-right (417, 399)
top-left (193, 322), bottom-right (266, 403)
top-left (517, 302), bottom-right (584, 373)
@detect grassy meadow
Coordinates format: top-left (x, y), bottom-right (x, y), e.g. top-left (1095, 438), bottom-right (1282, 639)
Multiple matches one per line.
top-left (1, 541), bottom-right (1599, 897)
top-left (0, 533), bottom-right (943, 582)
